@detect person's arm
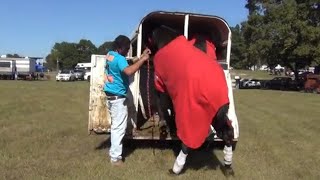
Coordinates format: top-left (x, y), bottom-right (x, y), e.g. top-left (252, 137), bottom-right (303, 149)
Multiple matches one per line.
top-left (123, 48), bottom-right (151, 76)
top-left (129, 56), bottom-right (140, 63)
top-left (123, 57), bottom-right (147, 76)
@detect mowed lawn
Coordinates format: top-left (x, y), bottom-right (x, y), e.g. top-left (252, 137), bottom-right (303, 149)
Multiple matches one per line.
top-left (0, 80), bottom-right (319, 180)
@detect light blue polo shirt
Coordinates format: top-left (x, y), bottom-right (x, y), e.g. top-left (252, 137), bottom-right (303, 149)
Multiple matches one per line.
top-left (104, 51), bottom-right (129, 96)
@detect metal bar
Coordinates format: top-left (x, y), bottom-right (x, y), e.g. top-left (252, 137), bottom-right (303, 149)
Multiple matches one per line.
top-left (184, 14), bottom-right (189, 39)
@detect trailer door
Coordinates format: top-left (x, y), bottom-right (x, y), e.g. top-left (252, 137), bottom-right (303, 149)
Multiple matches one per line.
top-left (88, 54), bottom-right (139, 134)
top-left (88, 55), bottom-right (110, 134)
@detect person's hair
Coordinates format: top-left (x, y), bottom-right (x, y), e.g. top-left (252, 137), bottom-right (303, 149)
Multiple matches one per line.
top-left (112, 35), bottom-right (130, 51)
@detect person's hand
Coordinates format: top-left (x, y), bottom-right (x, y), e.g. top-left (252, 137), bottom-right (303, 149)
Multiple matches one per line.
top-left (142, 48), bottom-right (151, 56)
top-left (139, 48), bottom-right (151, 62)
top-left (140, 53), bottom-right (150, 62)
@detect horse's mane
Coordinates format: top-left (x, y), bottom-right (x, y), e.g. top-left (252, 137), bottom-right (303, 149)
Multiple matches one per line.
top-left (149, 25), bottom-right (180, 54)
top-left (192, 34), bottom-right (207, 53)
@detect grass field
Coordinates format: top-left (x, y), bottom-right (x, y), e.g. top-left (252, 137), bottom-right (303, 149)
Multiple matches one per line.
top-left (0, 79), bottom-right (319, 180)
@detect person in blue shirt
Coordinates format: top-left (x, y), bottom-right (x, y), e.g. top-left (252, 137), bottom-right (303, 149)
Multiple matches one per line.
top-left (104, 35), bottom-right (150, 166)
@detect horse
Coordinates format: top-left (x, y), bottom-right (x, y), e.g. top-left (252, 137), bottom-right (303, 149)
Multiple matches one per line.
top-left (145, 25), bottom-right (235, 175)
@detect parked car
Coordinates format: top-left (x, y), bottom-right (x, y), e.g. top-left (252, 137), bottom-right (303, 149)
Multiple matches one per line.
top-left (84, 71), bottom-right (91, 82)
top-left (264, 77), bottom-right (299, 90)
top-left (74, 69), bottom-right (85, 80)
top-left (240, 78), bottom-right (261, 89)
top-left (56, 70), bottom-right (76, 81)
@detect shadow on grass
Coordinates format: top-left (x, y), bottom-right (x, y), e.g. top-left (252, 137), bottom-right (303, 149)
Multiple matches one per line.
top-left (95, 138), bottom-right (227, 174)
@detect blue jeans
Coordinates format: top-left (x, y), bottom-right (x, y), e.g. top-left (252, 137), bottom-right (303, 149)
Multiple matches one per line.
top-left (107, 97), bottom-right (128, 162)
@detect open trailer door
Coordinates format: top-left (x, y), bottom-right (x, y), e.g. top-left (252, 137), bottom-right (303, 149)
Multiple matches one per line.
top-left (88, 55), bottom-right (110, 134)
top-left (88, 52), bottom-right (140, 134)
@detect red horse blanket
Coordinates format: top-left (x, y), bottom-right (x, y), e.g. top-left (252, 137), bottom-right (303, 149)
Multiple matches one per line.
top-left (189, 37), bottom-right (217, 60)
top-left (154, 35), bottom-right (229, 149)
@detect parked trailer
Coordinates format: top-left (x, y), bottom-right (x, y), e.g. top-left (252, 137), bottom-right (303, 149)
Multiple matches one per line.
top-left (0, 58), bottom-right (37, 80)
top-left (0, 60), bottom-right (16, 80)
top-left (75, 63), bottom-right (91, 71)
top-left (304, 74), bottom-right (320, 93)
top-left (88, 11), bottom-right (239, 144)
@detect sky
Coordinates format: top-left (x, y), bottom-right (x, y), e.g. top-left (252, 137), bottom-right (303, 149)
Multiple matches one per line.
top-left (0, 0), bottom-right (248, 57)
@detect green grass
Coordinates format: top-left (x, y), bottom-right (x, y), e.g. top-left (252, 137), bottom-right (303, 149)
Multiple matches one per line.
top-left (0, 80), bottom-right (319, 179)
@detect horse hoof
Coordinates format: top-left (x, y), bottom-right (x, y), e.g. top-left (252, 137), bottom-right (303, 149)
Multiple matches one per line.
top-left (168, 169), bottom-right (180, 176)
top-left (222, 166), bottom-right (235, 177)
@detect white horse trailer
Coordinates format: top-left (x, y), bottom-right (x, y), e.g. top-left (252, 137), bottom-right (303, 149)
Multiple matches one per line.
top-left (0, 58), bottom-right (36, 79)
top-left (75, 63), bottom-right (91, 71)
top-left (0, 60), bottom-right (16, 80)
top-left (88, 11), bottom-right (239, 143)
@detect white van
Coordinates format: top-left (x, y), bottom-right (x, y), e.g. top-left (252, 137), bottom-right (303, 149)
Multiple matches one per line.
top-left (88, 11), bottom-right (239, 145)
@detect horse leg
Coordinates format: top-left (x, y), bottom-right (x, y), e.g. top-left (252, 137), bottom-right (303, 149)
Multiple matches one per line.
top-left (172, 142), bottom-right (190, 174)
top-left (162, 94), bottom-right (177, 136)
top-left (155, 92), bottom-right (166, 125)
top-left (212, 104), bottom-right (235, 176)
top-left (160, 93), bottom-right (176, 128)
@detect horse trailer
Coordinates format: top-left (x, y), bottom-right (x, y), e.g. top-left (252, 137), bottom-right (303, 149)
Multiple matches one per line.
top-left (0, 57), bottom-right (36, 80)
top-left (88, 11), bottom-right (239, 145)
top-left (0, 60), bottom-right (16, 80)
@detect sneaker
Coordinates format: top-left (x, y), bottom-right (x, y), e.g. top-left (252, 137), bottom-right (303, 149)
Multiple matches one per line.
top-left (110, 159), bottom-right (124, 166)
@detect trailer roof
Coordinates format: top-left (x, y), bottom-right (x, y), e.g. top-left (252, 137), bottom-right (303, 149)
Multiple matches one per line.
top-left (130, 11), bottom-right (231, 41)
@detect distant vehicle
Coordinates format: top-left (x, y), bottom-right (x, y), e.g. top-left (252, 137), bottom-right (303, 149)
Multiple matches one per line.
top-left (75, 63), bottom-right (91, 71)
top-left (304, 74), bottom-right (320, 94)
top-left (0, 57), bottom-right (36, 80)
top-left (0, 60), bottom-right (16, 80)
top-left (56, 70), bottom-right (76, 81)
top-left (240, 78), bottom-right (261, 89)
top-left (264, 77), bottom-right (299, 90)
top-left (259, 65), bottom-right (269, 71)
top-left (74, 69), bottom-right (85, 80)
top-left (84, 71), bottom-right (91, 82)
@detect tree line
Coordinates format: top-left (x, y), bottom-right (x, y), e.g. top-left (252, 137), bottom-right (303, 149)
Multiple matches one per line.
top-left (44, 0), bottom-right (320, 78)
top-left (45, 39), bottom-right (113, 70)
top-left (231, 0), bottom-right (320, 78)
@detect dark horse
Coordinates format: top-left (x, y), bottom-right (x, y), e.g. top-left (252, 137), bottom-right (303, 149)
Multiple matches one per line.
top-left (146, 25), bottom-right (235, 175)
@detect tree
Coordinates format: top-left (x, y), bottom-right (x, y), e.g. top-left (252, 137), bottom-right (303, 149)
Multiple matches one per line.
top-left (77, 39), bottom-right (97, 62)
top-left (230, 24), bottom-right (248, 69)
top-left (242, 14), bottom-right (271, 69)
top-left (45, 54), bottom-right (55, 70)
top-left (46, 39), bottom-right (99, 70)
top-left (6, 54), bottom-right (21, 58)
top-left (243, 0), bottom-right (320, 78)
top-left (47, 42), bottom-right (79, 69)
top-left (97, 41), bottom-right (113, 55)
